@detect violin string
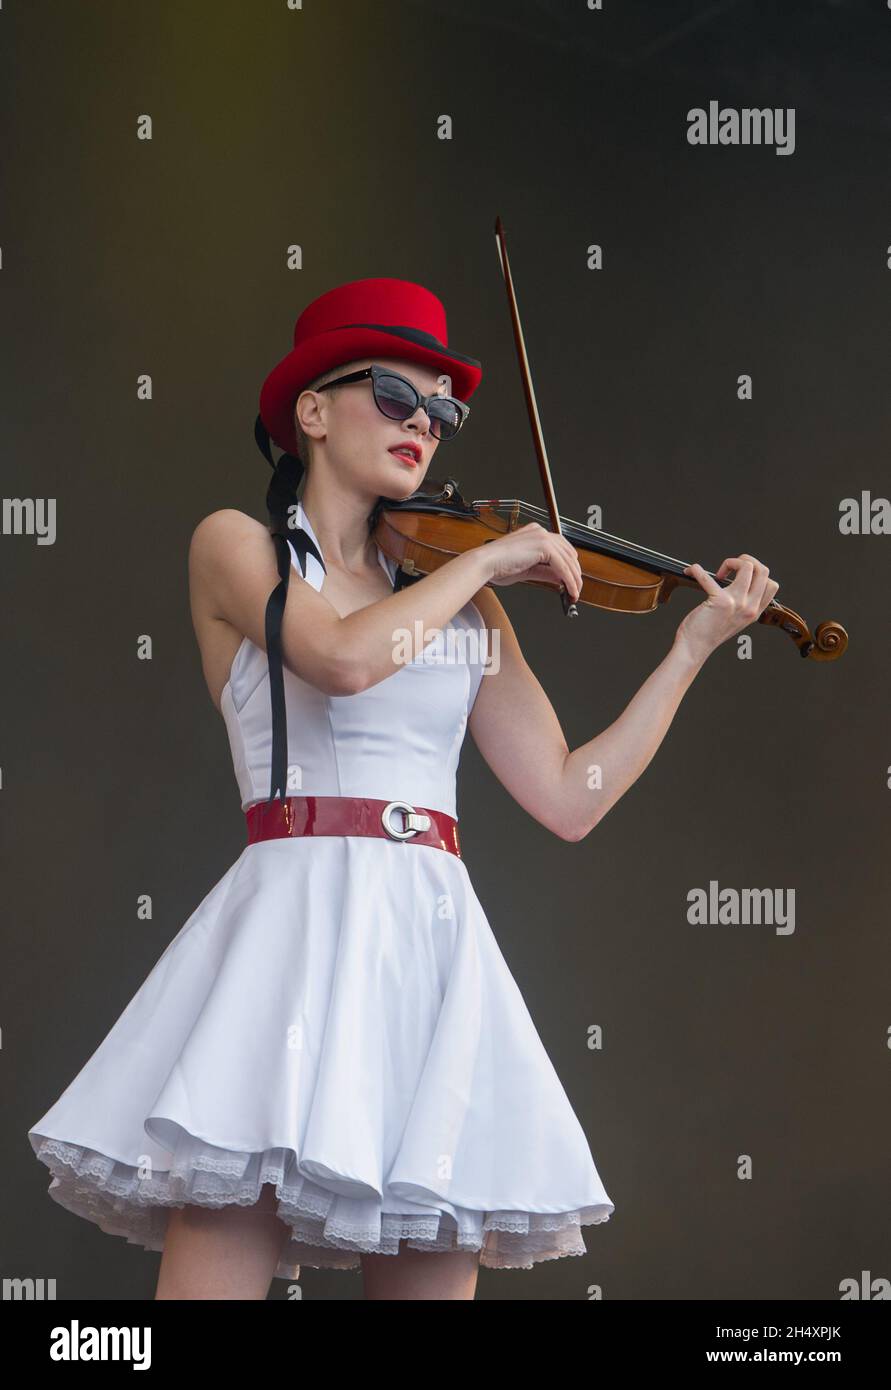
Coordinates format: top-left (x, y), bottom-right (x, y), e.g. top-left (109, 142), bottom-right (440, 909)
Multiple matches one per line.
top-left (523, 501), bottom-right (700, 572)
top-left (487, 500), bottom-right (781, 605)
top-left (474, 497), bottom-right (712, 578)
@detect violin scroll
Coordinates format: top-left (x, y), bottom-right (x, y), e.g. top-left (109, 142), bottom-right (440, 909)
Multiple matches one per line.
top-left (758, 604), bottom-right (848, 661)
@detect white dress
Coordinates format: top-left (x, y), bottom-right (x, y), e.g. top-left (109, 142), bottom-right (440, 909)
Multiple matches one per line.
top-left (27, 500), bottom-right (614, 1276)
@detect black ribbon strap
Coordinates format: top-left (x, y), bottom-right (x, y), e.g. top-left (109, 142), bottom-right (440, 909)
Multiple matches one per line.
top-left (264, 524), bottom-right (325, 803)
top-left (255, 413), bottom-right (328, 802)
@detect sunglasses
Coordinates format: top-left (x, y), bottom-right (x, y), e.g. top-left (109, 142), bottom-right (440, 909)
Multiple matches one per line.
top-left (315, 364), bottom-right (470, 441)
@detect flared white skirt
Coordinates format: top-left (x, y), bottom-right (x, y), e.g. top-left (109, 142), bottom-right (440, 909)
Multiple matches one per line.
top-left (28, 836), bottom-right (614, 1277)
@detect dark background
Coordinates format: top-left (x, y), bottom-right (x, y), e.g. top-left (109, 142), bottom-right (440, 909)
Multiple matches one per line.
top-left (3, 0), bottom-right (888, 1300)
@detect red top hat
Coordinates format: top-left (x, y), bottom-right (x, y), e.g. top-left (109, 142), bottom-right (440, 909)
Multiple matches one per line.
top-left (257, 277), bottom-right (483, 456)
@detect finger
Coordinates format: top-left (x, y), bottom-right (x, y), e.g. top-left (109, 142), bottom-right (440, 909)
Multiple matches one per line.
top-left (683, 562), bottom-right (726, 597)
top-left (722, 557), bottom-right (755, 593)
top-left (538, 563), bottom-right (575, 594)
top-left (547, 536), bottom-right (582, 598)
top-left (533, 565), bottom-right (565, 588)
top-left (738, 554), bottom-right (768, 603)
top-left (753, 564), bottom-right (772, 609)
top-left (562, 536), bottom-right (582, 578)
top-left (567, 543), bottom-right (583, 590)
top-left (715, 555), bottom-right (743, 581)
top-left (555, 533), bottom-right (581, 574)
top-left (758, 575), bottom-right (779, 613)
top-left (559, 554), bottom-right (581, 600)
top-left (556, 548), bottom-right (582, 600)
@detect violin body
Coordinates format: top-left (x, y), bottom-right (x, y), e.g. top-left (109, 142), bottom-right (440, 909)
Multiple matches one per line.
top-left (373, 482), bottom-right (848, 661)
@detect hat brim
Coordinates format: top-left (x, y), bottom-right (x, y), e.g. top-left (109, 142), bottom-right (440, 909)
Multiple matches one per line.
top-left (259, 326), bottom-right (482, 455)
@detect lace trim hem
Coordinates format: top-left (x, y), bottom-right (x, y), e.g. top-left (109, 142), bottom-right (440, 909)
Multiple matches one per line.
top-left (31, 1135), bottom-right (613, 1276)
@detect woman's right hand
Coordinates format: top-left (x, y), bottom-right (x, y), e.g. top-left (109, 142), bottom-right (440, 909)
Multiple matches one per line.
top-left (482, 522), bottom-right (583, 602)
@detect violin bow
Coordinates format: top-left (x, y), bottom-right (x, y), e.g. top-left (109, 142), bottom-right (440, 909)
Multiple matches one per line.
top-left (493, 214), bottom-right (578, 618)
top-left (492, 214), bottom-right (848, 661)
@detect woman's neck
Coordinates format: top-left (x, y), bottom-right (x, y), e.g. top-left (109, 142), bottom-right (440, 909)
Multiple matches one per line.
top-left (299, 482), bottom-right (380, 573)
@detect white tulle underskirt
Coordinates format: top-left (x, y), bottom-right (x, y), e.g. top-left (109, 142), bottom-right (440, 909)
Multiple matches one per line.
top-left (33, 1134), bottom-right (611, 1277)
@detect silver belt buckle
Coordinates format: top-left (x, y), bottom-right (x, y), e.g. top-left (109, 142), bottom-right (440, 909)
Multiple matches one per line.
top-left (381, 800), bottom-right (432, 841)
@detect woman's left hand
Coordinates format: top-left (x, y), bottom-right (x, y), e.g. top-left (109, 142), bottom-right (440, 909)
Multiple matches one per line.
top-left (674, 554), bottom-right (780, 664)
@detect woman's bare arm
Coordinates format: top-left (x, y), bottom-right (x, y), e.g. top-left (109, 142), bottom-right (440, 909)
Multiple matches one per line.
top-left (188, 508), bottom-right (495, 696)
top-left (467, 584), bottom-right (706, 841)
top-left (467, 550), bottom-right (777, 841)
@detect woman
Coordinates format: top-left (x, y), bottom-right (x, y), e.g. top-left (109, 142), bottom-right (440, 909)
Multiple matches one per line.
top-left (28, 278), bottom-right (777, 1300)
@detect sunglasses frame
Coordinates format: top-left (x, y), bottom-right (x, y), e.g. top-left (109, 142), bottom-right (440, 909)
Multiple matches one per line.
top-left (314, 364), bottom-right (470, 440)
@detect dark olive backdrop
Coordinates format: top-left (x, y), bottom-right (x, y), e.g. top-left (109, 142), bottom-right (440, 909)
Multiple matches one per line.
top-left (3, 0), bottom-right (888, 1301)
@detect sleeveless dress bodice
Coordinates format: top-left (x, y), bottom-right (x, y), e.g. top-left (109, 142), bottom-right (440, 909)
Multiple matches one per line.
top-left (220, 500), bottom-right (488, 818)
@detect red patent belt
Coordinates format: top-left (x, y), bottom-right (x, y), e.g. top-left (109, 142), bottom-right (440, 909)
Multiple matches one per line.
top-left (245, 795), bottom-right (461, 859)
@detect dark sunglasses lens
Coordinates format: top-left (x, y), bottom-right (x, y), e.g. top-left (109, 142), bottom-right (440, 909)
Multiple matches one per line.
top-left (374, 374), bottom-right (417, 420)
top-left (428, 398), bottom-right (462, 440)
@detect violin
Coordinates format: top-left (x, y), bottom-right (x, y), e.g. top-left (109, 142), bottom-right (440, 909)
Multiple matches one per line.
top-left (373, 216), bottom-right (847, 663)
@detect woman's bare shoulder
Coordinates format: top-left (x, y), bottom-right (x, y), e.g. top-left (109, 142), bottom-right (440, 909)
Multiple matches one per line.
top-left (188, 511), bottom-right (275, 713)
top-left (188, 508), bottom-right (279, 633)
top-left (189, 507), bottom-right (267, 561)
